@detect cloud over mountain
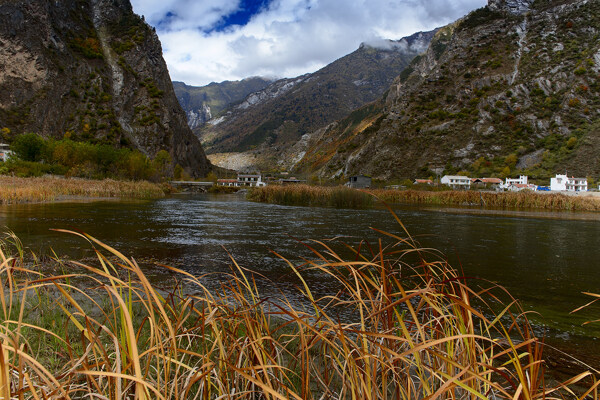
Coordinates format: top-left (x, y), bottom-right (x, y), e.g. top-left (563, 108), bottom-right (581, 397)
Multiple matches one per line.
top-left (131, 0), bottom-right (486, 85)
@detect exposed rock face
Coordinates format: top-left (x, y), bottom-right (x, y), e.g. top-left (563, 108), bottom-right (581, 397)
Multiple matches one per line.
top-left (173, 78), bottom-right (273, 130)
top-left (185, 104), bottom-right (212, 130)
top-left (293, 0), bottom-right (600, 180)
top-left (0, 0), bottom-right (211, 176)
top-left (488, 0), bottom-right (534, 14)
top-left (197, 30), bottom-right (437, 170)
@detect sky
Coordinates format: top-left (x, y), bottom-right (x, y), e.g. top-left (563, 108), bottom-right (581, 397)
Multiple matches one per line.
top-left (130, 0), bottom-right (487, 86)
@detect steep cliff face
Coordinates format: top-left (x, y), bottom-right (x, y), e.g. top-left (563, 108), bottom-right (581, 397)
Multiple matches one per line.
top-left (488, 0), bottom-right (534, 14)
top-left (173, 78), bottom-right (273, 129)
top-left (294, 0), bottom-right (600, 181)
top-left (0, 0), bottom-right (211, 176)
top-left (196, 30), bottom-right (435, 170)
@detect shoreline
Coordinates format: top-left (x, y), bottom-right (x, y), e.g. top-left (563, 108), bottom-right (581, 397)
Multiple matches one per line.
top-left (0, 175), bottom-right (167, 204)
top-left (248, 184), bottom-right (600, 213)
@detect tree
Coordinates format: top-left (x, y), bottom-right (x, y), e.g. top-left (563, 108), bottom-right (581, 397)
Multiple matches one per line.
top-left (173, 164), bottom-right (184, 180)
top-left (11, 133), bottom-right (46, 162)
top-left (1, 127), bottom-right (10, 141)
top-left (504, 153), bottom-right (518, 169)
top-left (152, 150), bottom-right (172, 179)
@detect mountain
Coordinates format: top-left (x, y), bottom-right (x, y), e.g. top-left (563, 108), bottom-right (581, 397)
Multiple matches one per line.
top-left (195, 30), bottom-right (436, 170)
top-left (292, 0), bottom-right (600, 181)
top-left (173, 78), bottom-right (273, 130)
top-left (0, 0), bottom-right (211, 177)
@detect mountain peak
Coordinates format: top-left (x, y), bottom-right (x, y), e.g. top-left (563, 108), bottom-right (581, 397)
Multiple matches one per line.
top-left (487, 0), bottom-right (534, 14)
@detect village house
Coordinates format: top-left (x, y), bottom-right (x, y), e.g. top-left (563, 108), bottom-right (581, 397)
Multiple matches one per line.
top-left (217, 173), bottom-right (266, 187)
top-left (504, 175), bottom-right (528, 187)
top-left (0, 143), bottom-right (12, 162)
top-left (414, 179), bottom-right (433, 185)
top-left (550, 174), bottom-right (587, 192)
top-left (279, 177), bottom-right (306, 185)
top-left (216, 179), bottom-right (238, 187)
top-left (506, 183), bottom-right (537, 192)
top-left (346, 175), bottom-right (371, 189)
top-left (471, 177), bottom-right (503, 190)
top-left (440, 175), bottom-right (470, 190)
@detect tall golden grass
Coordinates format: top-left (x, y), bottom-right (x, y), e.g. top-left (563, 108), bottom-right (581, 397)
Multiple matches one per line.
top-left (247, 184), bottom-right (374, 208)
top-left (0, 214), bottom-right (597, 398)
top-left (0, 176), bottom-right (166, 204)
top-left (372, 189), bottom-right (600, 211)
top-left (249, 184), bottom-right (600, 211)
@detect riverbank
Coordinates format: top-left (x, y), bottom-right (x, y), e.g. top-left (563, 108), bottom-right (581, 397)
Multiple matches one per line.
top-left (248, 184), bottom-right (600, 211)
top-left (0, 176), bottom-right (168, 204)
top-left (1, 226), bottom-right (598, 399)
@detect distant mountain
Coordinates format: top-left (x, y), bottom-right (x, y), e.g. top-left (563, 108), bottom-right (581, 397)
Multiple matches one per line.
top-left (0, 0), bottom-right (211, 176)
top-left (292, 0), bottom-right (600, 181)
top-left (195, 30), bottom-right (436, 169)
top-left (173, 78), bottom-right (273, 129)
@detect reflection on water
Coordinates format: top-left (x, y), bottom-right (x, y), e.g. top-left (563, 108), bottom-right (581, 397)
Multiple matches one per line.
top-left (2, 193), bottom-right (600, 363)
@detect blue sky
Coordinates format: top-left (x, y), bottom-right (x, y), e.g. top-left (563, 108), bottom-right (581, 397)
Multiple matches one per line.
top-left (131, 0), bottom-right (487, 86)
top-left (212, 0), bottom-right (271, 32)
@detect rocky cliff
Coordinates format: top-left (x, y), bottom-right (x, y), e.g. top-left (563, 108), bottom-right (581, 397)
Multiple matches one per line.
top-left (0, 0), bottom-right (211, 176)
top-left (173, 78), bottom-right (273, 129)
top-left (196, 30), bottom-right (435, 170)
top-left (293, 0), bottom-right (600, 181)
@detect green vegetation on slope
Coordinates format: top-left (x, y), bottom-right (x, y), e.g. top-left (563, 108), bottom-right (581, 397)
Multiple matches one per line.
top-left (300, 0), bottom-right (600, 181)
top-left (2, 133), bottom-right (173, 181)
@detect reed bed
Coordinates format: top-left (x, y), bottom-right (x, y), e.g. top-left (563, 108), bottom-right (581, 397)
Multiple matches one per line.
top-left (249, 184), bottom-right (600, 211)
top-left (372, 189), bottom-right (600, 211)
top-left (247, 184), bottom-right (374, 208)
top-left (0, 176), bottom-right (166, 204)
top-left (0, 215), bottom-right (597, 399)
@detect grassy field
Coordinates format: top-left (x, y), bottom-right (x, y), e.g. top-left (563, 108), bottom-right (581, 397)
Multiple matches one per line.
top-left (0, 176), bottom-right (167, 204)
top-left (0, 217), bottom-right (598, 399)
top-left (248, 184), bottom-right (600, 211)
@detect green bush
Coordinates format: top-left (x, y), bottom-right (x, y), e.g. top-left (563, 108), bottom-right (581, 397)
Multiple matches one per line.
top-left (11, 133), bottom-right (46, 162)
top-left (5, 134), bottom-right (171, 181)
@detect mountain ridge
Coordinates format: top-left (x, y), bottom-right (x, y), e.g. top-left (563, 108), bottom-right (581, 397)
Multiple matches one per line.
top-left (291, 0), bottom-right (600, 181)
top-left (193, 30), bottom-right (437, 170)
top-left (173, 77), bottom-right (274, 129)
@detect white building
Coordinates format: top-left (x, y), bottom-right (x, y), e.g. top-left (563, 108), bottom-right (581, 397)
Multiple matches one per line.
top-left (505, 175), bottom-right (528, 187)
top-left (441, 175), bottom-right (471, 190)
top-left (217, 173), bottom-right (266, 187)
top-left (506, 183), bottom-right (537, 192)
top-left (0, 143), bottom-right (12, 162)
top-left (550, 174), bottom-right (587, 192)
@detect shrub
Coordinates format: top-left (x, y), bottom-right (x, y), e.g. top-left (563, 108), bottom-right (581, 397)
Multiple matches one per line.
top-left (10, 133), bottom-right (46, 162)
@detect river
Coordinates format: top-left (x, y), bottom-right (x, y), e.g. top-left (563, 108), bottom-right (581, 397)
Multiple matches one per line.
top-left (2, 193), bottom-right (599, 366)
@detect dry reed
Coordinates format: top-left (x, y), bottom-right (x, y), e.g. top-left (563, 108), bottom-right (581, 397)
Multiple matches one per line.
top-left (247, 184), bottom-right (373, 208)
top-left (372, 189), bottom-right (600, 211)
top-left (0, 176), bottom-right (166, 204)
top-left (0, 212), bottom-right (597, 399)
top-left (249, 184), bottom-right (600, 211)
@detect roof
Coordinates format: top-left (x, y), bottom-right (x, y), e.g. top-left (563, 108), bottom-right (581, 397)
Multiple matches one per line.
top-left (414, 179), bottom-right (433, 183)
top-left (472, 178), bottom-right (502, 184)
top-left (442, 175), bottom-right (470, 180)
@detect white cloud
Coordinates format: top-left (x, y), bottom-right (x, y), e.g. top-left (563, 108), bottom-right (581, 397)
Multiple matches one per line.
top-left (131, 0), bottom-right (487, 86)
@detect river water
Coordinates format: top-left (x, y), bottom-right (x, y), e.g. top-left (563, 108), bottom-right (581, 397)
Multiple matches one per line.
top-left (2, 193), bottom-right (599, 365)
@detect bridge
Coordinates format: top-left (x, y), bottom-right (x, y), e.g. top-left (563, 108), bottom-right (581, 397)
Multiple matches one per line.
top-left (169, 181), bottom-right (214, 192)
